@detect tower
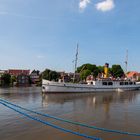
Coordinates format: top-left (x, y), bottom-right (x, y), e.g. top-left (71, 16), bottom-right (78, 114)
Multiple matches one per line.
top-left (104, 63), bottom-right (109, 78)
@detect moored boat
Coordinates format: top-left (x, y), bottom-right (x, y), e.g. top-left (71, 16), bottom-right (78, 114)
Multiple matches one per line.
top-left (42, 79), bottom-right (140, 93)
top-left (42, 46), bottom-right (140, 93)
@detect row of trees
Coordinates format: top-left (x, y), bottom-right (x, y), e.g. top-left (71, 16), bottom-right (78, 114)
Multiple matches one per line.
top-left (0, 74), bottom-right (16, 86)
top-left (41, 64), bottom-right (124, 82)
top-left (0, 74), bottom-right (33, 86)
top-left (76, 63), bottom-right (124, 80)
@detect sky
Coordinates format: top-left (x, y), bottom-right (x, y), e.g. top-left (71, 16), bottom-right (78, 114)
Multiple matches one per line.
top-left (0, 0), bottom-right (140, 72)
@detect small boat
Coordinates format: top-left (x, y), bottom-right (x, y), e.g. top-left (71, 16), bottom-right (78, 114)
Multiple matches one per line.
top-left (42, 79), bottom-right (140, 93)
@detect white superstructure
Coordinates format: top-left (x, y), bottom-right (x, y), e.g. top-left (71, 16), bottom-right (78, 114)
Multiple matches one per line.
top-left (42, 79), bottom-right (140, 93)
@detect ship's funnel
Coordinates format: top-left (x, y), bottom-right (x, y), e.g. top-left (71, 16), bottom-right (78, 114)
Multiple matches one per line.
top-left (104, 63), bottom-right (109, 78)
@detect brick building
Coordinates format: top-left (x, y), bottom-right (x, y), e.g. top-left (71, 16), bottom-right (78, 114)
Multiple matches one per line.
top-left (8, 69), bottom-right (30, 76)
top-left (8, 69), bottom-right (30, 86)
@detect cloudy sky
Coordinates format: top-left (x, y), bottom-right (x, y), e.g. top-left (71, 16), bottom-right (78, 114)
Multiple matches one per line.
top-left (0, 0), bottom-right (140, 72)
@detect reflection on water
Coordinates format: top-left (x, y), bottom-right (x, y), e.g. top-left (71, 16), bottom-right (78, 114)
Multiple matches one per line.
top-left (0, 87), bottom-right (140, 140)
top-left (42, 91), bottom-right (138, 112)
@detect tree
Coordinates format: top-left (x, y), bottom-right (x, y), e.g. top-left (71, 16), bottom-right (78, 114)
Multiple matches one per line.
top-left (77, 63), bottom-right (125, 79)
top-left (77, 63), bottom-right (96, 73)
top-left (41, 69), bottom-right (60, 81)
top-left (1, 73), bottom-right (11, 86)
top-left (42, 69), bottom-right (51, 80)
top-left (92, 68), bottom-right (99, 78)
top-left (77, 63), bottom-right (101, 80)
top-left (97, 66), bottom-right (104, 73)
top-left (86, 64), bottom-right (96, 72)
top-left (49, 71), bottom-right (60, 81)
top-left (80, 69), bottom-right (91, 80)
top-left (11, 75), bottom-right (17, 86)
top-left (111, 65), bottom-right (124, 78)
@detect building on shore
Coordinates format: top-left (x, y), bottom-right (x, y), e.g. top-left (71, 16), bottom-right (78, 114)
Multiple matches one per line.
top-left (126, 71), bottom-right (140, 81)
top-left (8, 69), bottom-right (30, 86)
top-left (8, 69), bottom-right (30, 77)
top-left (30, 70), bottom-right (40, 84)
top-left (58, 71), bottom-right (80, 82)
top-left (17, 74), bottom-right (30, 86)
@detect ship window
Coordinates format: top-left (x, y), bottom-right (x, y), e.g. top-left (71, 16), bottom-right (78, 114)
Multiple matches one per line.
top-left (120, 82), bottom-right (124, 85)
top-left (108, 82), bottom-right (113, 85)
top-left (134, 82), bottom-right (136, 85)
top-left (129, 82), bottom-right (133, 85)
top-left (125, 82), bottom-right (128, 85)
top-left (102, 82), bottom-right (107, 85)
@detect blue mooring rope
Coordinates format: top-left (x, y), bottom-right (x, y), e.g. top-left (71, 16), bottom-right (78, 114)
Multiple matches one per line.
top-left (0, 101), bottom-right (101, 140)
top-left (0, 98), bottom-right (140, 137)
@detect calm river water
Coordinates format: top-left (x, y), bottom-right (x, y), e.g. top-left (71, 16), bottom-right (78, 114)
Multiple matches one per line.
top-left (0, 87), bottom-right (140, 140)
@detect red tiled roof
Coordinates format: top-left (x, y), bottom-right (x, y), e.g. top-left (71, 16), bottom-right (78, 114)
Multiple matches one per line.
top-left (8, 69), bottom-right (30, 76)
top-left (127, 71), bottom-right (139, 78)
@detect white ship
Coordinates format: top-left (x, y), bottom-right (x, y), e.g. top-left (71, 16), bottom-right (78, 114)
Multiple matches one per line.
top-left (42, 47), bottom-right (140, 93)
top-left (42, 79), bottom-right (140, 93)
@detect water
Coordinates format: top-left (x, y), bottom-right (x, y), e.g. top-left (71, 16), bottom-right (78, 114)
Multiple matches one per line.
top-left (0, 87), bottom-right (140, 140)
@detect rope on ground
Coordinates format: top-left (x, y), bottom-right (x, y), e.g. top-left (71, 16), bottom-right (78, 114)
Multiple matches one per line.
top-left (0, 101), bottom-right (101, 140)
top-left (0, 98), bottom-right (140, 137)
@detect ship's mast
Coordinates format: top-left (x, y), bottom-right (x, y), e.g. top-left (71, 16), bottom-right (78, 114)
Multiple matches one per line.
top-left (73, 44), bottom-right (78, 82)
top-left (125, 49), bottom-right (128, 74)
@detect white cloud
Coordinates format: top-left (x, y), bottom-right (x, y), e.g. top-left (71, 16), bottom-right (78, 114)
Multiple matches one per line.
top-left (96, 0), bottom-right (115, 12)
top-left (79, 0), bottom-right (90, 10)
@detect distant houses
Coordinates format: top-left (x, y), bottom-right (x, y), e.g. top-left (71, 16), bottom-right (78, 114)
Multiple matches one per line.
top-left (8, 69), bottom-right (30, 76)
top-left (0, 69), bottom-right (40, 86)
top-left (58, 71), bottom-right (80, 82)
top-left (8, 69), bottom-right (30, 86)
top-left (30, 70), bottom-right (40, 84)
top-left (126, 71), bottom-right (140, 81)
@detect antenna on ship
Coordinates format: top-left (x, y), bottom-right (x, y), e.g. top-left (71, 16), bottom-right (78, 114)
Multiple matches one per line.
top-left (125, 49), bottom-right (128, 74)
top-left (73, 43), bottom-right (78, 82)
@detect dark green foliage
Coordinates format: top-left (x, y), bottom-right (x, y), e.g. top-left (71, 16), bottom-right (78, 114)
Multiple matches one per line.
top-left (77, 63), bottom-right (96, 73)
top-left (86, 64), bottom-right (96, 72)
top-left (76, 64), bottom-right (86, 73)
top-left (49, 71), bottom-right (60, 81)
top-left (93, 68), bottom-right (99, 78)
top-left (98, 66), bottom-right (104, 73)
top-left (11, 75), bottom-right (17, 86)
top-left (42, 69), bottom-right (60, 81)
top-left (11, 76), bottom-right (16, 82)
top-left (77, 63), bottom-right (100, 80)
top-left (1, 73), bottom-right (11, 86)
top-left (110, 65), bottom-right (124, 78)
top-left (42, 69), bottom-right (51, 80)
top-left (80, 69), bottom-right (91, 80)
top-left (77, 63), bottom-right (124, 80)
